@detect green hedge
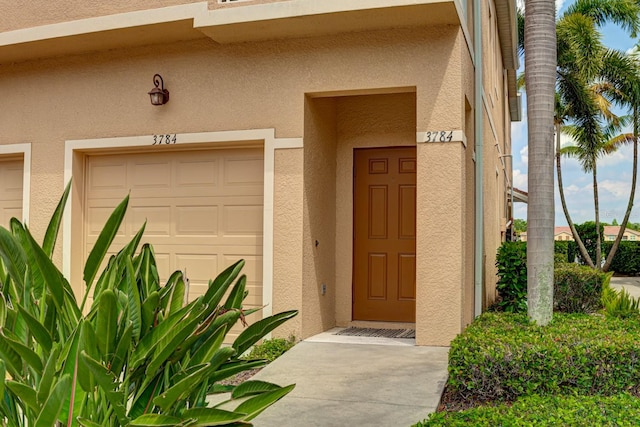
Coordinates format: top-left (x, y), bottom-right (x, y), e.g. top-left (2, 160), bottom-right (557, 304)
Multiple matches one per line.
top-left (567, 240), bottom-right (640, 275)
top-left (495, 242), bottom-right (527, 312)
top-left (554, 263), bottom-right (609, 313)
top-left (418, 393), bottom-right (640, 426)
top-left (495, 243), bottom-right (608, 314)
top-left (447, 313), bottom-right (640, 402)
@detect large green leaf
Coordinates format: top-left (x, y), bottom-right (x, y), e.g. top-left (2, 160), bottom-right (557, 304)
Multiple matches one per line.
top-left (231, 381), bottom-right (282, 400)
top-left (130, 301), bottom-right (196, 371)
top-left (0, 360), bottom-right (4, 405)
top-left (128, 374), bottom-right (162, 420)
top-left (110, 323), bottom-right (132, 376)
top-left (10, 219), bottom-right (44, 300)
top-left (181, 408), bottom-right (248, 426)
top-left (124, 257), bottom-right (142, 342)
top-left (37, 345), bottom-right (60, 406)
top-left (23, 226), bottom-right (66, 314)
top-left (0, 331), bottom-right (23, 380)
top-left (232, 310), bottom-right (298, 356)
top-left (17, 303), bottom-right (53, 353)
top-left (78, 320), bottom-right (99, 393)
top-left (223, 275), bottom-right (247, 310)
top-left (145, 304), bottom-right (207, 377)
top-left (208, 360), bottom-right (267, 384)
top-left (80, 352), bottom-right (128, 424)
top-left (35, 374), bottom-right (71, 427)
top-left (96, 290), bottom-right (118, 358)
top-left (168, 273), bottom-right (186, 317)
top-left (136, 244), bottom-right (159, 299)
top-left (201, 260), bottom-right (245, 316)
top-left (83, 195), bottom-right (129, 288)
top-left (188, 324), bottom-right (227, 368)
top-left (233, 384), bottom-right (295, 421)
top-left (3, 331), bottom-right (43, 375)
top-left (152, 363), bottom-right (211, 411)
top-left (0, 292), bottom-right (6, 329)
top-left (0, 226), bottom-right (27, 293)
top-left (6, 381), bottom-right (39, 412)
top-left (42, 180), bottom-right (71, 258)
top-left (128, 414), bottom-right (182, 426)
top-left (140, 291), bottom-right (160, 337)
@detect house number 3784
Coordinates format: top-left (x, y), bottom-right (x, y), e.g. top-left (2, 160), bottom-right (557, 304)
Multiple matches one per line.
top-left (424, 131), bottom-right (454, 142)
top-left (152, 134), bottom-right (177, 145)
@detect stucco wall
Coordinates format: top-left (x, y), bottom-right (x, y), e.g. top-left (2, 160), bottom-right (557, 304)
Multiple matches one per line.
top-left (302, 97), bottom-right (337, 338)
top-left (272, 147), bottom-right (303, 339)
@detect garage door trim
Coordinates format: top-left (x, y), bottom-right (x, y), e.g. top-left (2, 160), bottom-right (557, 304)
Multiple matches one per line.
top-left (0, 143), bottom-right (31, 225)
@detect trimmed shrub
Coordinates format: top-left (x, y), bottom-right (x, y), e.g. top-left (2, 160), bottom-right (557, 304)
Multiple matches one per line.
top-left (554, 263), bottom-right (609, 313)
top-left (554, 240), bottom-right (570, 262)
top-left (495, 242), bottom-right (527, 312)
top-left (447, 313), bottom-right (640, 402)
top-left (417, 393), bottom-right (640, 426)
top-left (604, 241), bottom-right (640, 275)
top-left (243, 336), bottom-right (296, 362)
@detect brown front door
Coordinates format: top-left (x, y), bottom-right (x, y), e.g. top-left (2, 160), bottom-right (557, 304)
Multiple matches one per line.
top-left (353, 146), bottom-right (416, 322)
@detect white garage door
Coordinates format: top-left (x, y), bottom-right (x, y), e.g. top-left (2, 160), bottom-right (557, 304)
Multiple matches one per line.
top-left (84, 147), bottom-right (264, 339)
top-left (0, 157), bottom-right (23, 228)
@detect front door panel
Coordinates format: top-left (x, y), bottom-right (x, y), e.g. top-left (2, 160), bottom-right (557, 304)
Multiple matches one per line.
top-left (353, 146), bottom-right (416, 322)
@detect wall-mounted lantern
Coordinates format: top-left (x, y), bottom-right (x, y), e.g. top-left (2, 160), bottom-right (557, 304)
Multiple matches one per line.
top-left (148, 74), bottom-right (169, 106)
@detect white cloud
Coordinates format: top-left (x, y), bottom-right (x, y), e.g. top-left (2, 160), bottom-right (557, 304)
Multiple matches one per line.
top-left (513, 169), bottom-right (527, 189)
top-left (556, 0), bottom-right (565, 14)
top-left (599, 180), bottom-right (632, 199)
top-left (519, 145), bottom-right (528, 163)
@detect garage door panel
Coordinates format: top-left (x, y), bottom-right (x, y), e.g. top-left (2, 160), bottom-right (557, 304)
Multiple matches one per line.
top-left (130, 206), bottom-right (172, 237)
top-left (86, 206), bottom-right (126, 237)
top-left (88, 162), bottom-right (127, 195)
top-left (175, 205), bottom-right (219, 236)
top-left (224, 157), bottom-right (263, 186)
top-left (130, 161), bottom-right (171, 190)
top-left (175, 159), bottom-right (218, 189)
top-left (222, 204), bottom-right (263, 236)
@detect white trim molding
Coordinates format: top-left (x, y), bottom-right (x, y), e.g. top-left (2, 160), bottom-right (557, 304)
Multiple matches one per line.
top-left (62, 129), bottom-right (303, 319)
top-left (0, 143), bottom-right (31, 225)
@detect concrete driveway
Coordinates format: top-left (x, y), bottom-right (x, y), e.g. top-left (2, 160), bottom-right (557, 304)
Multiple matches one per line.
top-left (610, 276), bottom-right (640, 299)
top-left (250, 330), bottom-right (449, 427)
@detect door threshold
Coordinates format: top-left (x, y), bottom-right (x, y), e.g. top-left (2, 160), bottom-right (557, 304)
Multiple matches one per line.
top-left (306, 327), bottom-right (416, 347)
top-left (349, 320), bottom-right (416, 330)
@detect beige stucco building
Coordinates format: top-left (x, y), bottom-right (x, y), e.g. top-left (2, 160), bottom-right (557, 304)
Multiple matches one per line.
top-left (0, 0), bottom-right (519, 346)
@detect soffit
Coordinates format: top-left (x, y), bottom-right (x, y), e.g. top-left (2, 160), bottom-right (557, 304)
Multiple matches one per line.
top-left (0, 0), bottom-right (460, 65)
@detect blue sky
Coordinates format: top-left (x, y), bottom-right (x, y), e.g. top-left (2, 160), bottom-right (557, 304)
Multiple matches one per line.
top-left (512, 0), bottom-right (639, 226)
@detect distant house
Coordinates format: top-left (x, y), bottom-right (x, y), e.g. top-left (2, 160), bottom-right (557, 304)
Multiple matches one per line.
top-left (520, 226), bottom-right (640, 242)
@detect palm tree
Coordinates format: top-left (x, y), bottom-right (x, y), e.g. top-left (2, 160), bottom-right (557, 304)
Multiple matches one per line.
top-left (553, 1), bottom-right (640, 270)
top-left (525, 0), bottom-right (556, 325)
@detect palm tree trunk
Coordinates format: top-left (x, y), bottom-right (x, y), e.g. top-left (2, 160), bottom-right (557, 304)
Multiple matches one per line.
top-left (556, 122), bottom-right (595, 267)
top-left (604, 107), bottom-right (639, 271)
top-left (593, 160), bottom-right (602, 268)
top-left (525, 0), bottom-right (556, 325)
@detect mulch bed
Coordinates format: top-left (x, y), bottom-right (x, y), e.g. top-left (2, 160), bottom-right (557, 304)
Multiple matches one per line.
top-left (218, 368), bottom-right (262, 386)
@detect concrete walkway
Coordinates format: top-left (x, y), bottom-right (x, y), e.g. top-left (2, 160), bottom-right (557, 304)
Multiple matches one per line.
top-left (610, 276), bottom-right (640, 299)
top-left (250, 329), bottom-right (449, 427)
